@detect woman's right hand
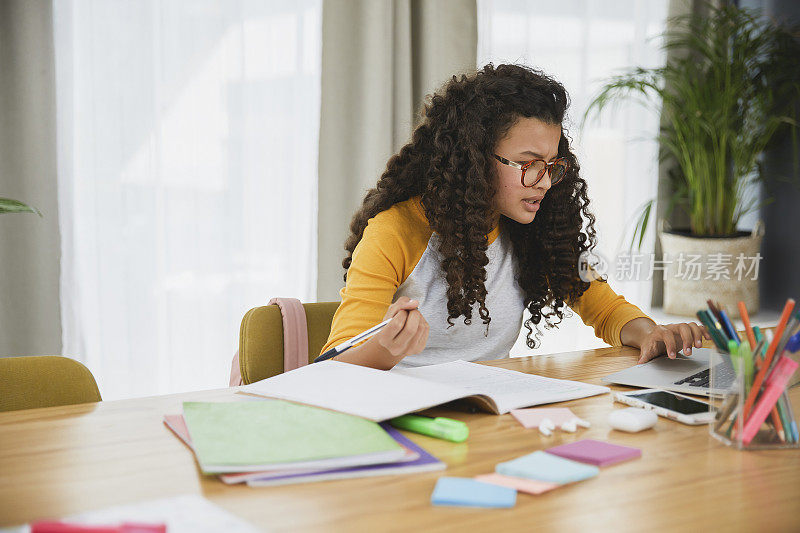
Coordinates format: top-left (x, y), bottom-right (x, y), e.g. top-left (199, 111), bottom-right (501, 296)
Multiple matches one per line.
top-left (333, 296), bottom-right (429, 370)
top-left (374, 296), bottom-right (429, 358)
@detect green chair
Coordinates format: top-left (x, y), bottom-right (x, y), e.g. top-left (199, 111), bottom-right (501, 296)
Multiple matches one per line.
top-left (238, 302), bottom-right (339, 384)
top-left (0, 355), bottom-right (102, 412)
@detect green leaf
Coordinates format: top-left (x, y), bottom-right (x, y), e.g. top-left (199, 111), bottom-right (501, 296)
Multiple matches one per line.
top-left (0, 198), bottom-right (42, 217)
top-left (637, 200), bottom-right (652, 250)
top-left (627, 200), bottom-right (655, 252)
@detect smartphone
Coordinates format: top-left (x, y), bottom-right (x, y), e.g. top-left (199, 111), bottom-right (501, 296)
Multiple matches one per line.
top-left (614, 389), bottom-right (715, 425)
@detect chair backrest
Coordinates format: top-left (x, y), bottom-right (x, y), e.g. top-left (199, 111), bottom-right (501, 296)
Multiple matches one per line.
top-left (0, 355), bottom-right (102, 412)
top-left (238, 301), bottom-right (339, 384)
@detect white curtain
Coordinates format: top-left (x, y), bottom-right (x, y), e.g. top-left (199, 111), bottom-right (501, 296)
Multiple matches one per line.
top-left (54, 0), bottom-right (321, 400)
top-left (478, 0), bottom-right (669, 355)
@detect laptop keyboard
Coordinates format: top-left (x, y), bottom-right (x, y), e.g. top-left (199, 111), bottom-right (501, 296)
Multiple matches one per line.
top-left (673, 365), bottom-right (735, 389)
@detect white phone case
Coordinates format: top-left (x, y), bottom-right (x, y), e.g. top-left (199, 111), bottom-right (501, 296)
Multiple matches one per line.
top-left (613, 389), bottom-right (714, 425)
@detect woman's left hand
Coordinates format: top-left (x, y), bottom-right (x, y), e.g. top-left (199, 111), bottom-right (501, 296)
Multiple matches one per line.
top-left (636, 322), bottom-right (711, 364)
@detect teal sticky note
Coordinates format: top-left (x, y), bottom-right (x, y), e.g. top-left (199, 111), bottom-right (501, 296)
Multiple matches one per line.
top-left (496, 451), bottom-right (598, 484)
top-left (431, 477), bottom-right (517, 508)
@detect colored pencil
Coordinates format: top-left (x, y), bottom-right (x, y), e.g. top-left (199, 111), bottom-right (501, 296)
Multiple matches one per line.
top-left (738, 301), bottom-right (756, 349)
top-left (707, 299), bottom-right (722, 322)
top-left (696, 310), bottom-right (729, 351)
top-left (718, 308), bottom-right (741, 344)
top-left (742, 298), bottom-right (795, 419)
top-left (707, 301), bottom-right (728, 338)
top-left (753, 326), bottom-right (766, 359)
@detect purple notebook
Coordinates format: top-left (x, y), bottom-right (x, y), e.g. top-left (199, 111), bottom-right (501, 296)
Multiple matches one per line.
top-left (245, 423), bottom-right (445, 486)
top-left (546, 439), bottom-right (641, 467)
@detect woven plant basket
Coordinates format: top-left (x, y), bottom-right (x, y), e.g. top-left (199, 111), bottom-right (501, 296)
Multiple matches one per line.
top-left (658, 220), bottom-right (764, 318)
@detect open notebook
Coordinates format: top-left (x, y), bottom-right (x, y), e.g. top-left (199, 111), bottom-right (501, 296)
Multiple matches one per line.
top-left (239, 360), bottom-right (609, 421)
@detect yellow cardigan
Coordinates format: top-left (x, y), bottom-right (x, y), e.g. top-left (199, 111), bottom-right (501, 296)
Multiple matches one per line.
top-left (321, 197), bottom-right (650, 357)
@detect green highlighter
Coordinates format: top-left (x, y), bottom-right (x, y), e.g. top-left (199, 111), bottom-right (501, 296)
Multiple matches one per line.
top-left (737, 342), bottom-right (753, 395)
top-left (728, 340), bottom-right (740, 373)
top-left (389, 415), bottom-right (469, 443)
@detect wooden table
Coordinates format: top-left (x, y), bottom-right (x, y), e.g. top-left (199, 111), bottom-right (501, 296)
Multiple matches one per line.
top-left (2, 343), bottom-right (799, 531)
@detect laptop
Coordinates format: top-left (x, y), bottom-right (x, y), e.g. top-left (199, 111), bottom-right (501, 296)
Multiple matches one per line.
top-left (601, 347), bottom-right (735, 397)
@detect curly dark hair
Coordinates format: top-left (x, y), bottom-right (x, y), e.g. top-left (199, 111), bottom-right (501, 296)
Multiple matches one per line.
top-left (342, 63), bottom-right (600, 348)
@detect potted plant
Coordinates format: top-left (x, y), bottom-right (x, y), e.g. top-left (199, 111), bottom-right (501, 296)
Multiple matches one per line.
top-left (584, 3), bottom-right (800, 317)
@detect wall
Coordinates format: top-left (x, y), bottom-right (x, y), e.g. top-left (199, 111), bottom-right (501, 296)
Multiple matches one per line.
top-left (739, 0), bottom-right (800, 310)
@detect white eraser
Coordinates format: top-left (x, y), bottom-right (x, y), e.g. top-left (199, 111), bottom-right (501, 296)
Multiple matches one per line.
top-left (607, 407), bottom-right (658, 433)
top-left (574, 418), bottom-right (591, 428)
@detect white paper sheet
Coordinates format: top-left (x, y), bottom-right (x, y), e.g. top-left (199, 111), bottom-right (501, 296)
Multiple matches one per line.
top-left (4, 494), bottom-right (259, 533)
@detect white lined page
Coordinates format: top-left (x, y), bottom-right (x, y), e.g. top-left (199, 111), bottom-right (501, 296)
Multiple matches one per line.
top-left (392, 360), bottom-right (609, 413)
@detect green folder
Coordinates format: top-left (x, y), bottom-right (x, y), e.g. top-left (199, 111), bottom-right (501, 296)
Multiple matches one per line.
top-left (182, 400), bottom-right (404, 474)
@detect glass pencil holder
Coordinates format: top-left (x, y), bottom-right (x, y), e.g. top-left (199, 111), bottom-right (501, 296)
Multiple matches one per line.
top-left (708, 347), bottom-right (800, 450)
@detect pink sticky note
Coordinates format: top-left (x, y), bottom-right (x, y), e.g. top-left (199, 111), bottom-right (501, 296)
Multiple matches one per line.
top-left (475, 473), bottom-right (560, 495)
top-left (546, 439), bottom-right (641, 467)
top-left (510, 407), bottom-right (579, 429)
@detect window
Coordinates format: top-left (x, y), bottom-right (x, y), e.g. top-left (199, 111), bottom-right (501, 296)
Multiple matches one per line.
top-left (54, 0), bottom-right (322, 399)
top-left (478, 0), bottom-right (669, 354)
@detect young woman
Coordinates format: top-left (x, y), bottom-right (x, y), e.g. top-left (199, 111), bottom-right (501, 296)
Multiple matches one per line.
top-left (319, 64), bottom-right (709, 370)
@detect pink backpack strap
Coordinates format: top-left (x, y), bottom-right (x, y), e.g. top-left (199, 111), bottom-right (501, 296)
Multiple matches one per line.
top-left (229, 349), bottom-right (243, 387)
top-left (229, 298), bottom-right (309, 387)
top-left (268, 297), bottom-right (309, 373)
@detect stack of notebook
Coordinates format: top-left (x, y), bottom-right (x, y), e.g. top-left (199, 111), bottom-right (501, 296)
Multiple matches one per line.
top-left (164, 399), bottom-right (444, 487)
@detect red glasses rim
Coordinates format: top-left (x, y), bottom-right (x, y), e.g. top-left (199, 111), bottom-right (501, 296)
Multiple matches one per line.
top-left (494, 154), bottom-right (569, 187)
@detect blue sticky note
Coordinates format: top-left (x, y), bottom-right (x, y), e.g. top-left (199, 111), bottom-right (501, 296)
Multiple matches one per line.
top-left (431, 477), bottom-right (517, 508)
top-left (496, 451), bottom-right (598, 484)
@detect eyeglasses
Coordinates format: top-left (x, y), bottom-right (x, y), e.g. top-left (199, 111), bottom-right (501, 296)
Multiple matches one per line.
top-left (493, 154), bottom-right (569, 187)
